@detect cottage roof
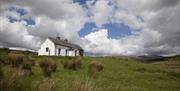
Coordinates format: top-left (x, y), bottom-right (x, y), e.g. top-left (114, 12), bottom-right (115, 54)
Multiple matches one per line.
top-left (48, 37), bottom-right (83, 50)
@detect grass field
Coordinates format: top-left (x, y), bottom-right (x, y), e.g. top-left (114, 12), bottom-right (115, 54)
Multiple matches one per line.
top-left (0, 49), bottom-right (180, 91)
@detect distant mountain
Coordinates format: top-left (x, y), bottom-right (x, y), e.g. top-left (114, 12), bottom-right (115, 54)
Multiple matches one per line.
top-left (0, 48), bottom-right (37, 56)
top-left (132, 55), bottom-right (180, 63)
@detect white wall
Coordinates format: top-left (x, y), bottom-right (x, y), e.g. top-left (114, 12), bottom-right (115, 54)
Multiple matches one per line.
top-left (67, 50), bottom-right (79, 56)
top-left (38, 38), bottom-right (81, 56)
top-left (38, 38), bottom-right (55, 56)
top-left (55, 45), bottom-right (80, 56)
top-left (55, 45), bottom-right (68, 56)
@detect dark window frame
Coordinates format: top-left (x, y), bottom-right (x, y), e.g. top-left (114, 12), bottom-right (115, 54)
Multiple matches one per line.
top-left (46, 47), bottom-right (49, 52)
top-left (58, 48), bottom-right (61, 55)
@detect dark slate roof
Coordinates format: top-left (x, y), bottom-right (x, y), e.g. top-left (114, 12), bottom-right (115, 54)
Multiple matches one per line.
top-left (48, 37), bottom-right (83, 50)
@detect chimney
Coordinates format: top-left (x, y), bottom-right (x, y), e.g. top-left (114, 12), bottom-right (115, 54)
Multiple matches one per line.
top-left (56, 37), bottom-right (61, 40)
top-left (64, 39), bottom-right (68, 42)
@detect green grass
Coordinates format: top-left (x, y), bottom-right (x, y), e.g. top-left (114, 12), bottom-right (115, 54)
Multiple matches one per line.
top-left (0, 55), bottom-right (180, 91)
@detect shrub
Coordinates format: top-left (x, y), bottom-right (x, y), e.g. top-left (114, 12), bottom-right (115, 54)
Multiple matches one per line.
top-left (62, 60), bottom-right (82, 70)
top-left (39, 59), bottom-right (57, 77)
top-left (89, 61), bottom-right (103, 75)
top-left (7, 53), bottom-right (24, 67)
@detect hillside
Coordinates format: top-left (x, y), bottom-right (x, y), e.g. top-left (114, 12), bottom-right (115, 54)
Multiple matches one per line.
top-left (0, 48), bottom-right (37, 56)
top-left (0, 48), bottom-right (180, 91)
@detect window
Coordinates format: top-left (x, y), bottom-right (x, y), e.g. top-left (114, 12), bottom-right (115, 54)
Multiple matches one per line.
top-left (65, 49), bottom-right (68, 56)
top-left (58, 48), bottom-right (61, 55)
top-left (46, 47), bottom-right (49, 52)
top-left (75, 50), bottom-right (77, 56)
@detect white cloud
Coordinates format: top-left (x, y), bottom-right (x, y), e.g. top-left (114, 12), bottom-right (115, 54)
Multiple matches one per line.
top-left (88, 0), bottom-right (115, 27)
top-left (0, 0), bottom-right (88, 50)
top-left (0, 0), bottom-right (179, 56)
top-left (0, 16), bottom-right (40, 50)
top-left (113, 10), bottom-right (144, 30)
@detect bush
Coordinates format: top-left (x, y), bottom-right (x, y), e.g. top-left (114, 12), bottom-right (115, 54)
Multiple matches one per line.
top-left (39, 59), bottom-right (57, 77)
top-left (7, 53), bottom-right (24, 67)
top-left (89, 61), bottom-right (103, 75)
top-left (62, 60), bottom-right (82, 70)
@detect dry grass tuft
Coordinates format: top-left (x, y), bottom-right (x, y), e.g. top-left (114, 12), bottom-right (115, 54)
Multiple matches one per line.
top-left (89, 61), bottom-right (103, 75)
top-left (62, 60), bottom-right (82, 70)
top-left (7, 53), bottom-right (35, 76)
top-left (21, 58), bottom-right (33, 76)
top-left (39, 59), bottom-right (57, 77)
top-left (7, 53), bottom-right (25, 67)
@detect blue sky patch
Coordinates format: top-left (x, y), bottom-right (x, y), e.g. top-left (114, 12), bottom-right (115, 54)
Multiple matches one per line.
top-left (8, 16), bottom-right (18, 23)
top-left (7, 7), bottom-right (35, 26)
top-left (23, 18), bottom-right (35, 25)
top-left (73, 0), bottom-right (87, 5)
top-left (9, 7), bottom-right (28, 16)
top-left (103, 23), bottom-right (132, 39)
top-left (78, 22), bottom-right (132, 39)
top-left (78, 22), bottom-right (97, 37)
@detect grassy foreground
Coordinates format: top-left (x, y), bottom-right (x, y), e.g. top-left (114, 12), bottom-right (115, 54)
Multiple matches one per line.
top-left (0, 55), bottom-right (180, 91)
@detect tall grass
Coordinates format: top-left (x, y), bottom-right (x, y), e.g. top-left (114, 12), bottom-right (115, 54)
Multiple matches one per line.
top-left (89, 61), bottom-right (103, 75)
top-left (0, 67), bottom-right (33, 91)
top-left (7, 53), bottom-right (24, 67)
top-left (0, 62), bottom-right (3, 80)
top-left (73, 79), bottom-right (97, 91)
top-left (39, 59), bottom-right (57, 77)
top-left (62, 60), bottom-right (82, 70)
top-left (0, 55), bottom-right (180, 91)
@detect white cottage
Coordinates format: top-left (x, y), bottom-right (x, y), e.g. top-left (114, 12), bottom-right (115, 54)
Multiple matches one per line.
top-left (38, 37), bottom-right (84, 56)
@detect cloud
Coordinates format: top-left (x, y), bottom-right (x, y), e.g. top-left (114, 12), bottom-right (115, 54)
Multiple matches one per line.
top-left (0, 0), bottom-right (88, 49)
top-left (0, 16), bottom-right (40, 50)
top-left (0, 0), bottom-right (179, 56)
top-left (87, 0), bottom-right (115, 27)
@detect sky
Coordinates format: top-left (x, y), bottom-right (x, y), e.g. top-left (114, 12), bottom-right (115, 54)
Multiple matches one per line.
top-left (0, 0), bottom-right (180, 56)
